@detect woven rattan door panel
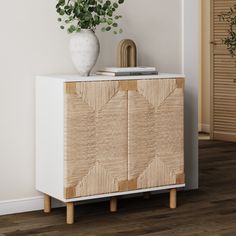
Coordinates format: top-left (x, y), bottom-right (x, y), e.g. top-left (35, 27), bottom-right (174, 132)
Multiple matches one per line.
top-left (64, 81), bottom-right (128, 199)
top-left (128, 79), bottom-right (185, 190)
top-left (212, 0), bottom-right (236, 142)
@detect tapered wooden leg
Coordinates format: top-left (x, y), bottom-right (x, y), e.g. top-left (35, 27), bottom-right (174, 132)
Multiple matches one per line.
top-left (44, 194), bottom-right (51, 213)
top-left (143, 192), bottom-right (150, 199)
top-left (110, 197), bottom-right (117, 212)
top-left (170, 189), bottom-right (177, 209)
top-left (66, 202), bottom-right (74, 224)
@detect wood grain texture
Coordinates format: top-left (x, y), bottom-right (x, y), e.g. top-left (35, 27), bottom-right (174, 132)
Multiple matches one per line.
top-left (110, 197), bottom-right (117, 212)
top-left (65, 83), bottom-right (77, 95)
top-left (66, 203), bottom-right (74, 225)
top-left (176, 79), bottom-right (185, 88)
top-left (64, 81), bottom-right (128, 199)
top-left (119, 81), bottom-right (137, 91)
top-left (211, 0), bottom-right (236, 142)
top-left (176, 173), bottom-right (185, 185)
top-left (1, 140), bottom-right (236, 235)
top-left (128, 79), bottom-right (184, 190)
top-left (118, 179), bottom-right (138, 192)
top-left (43, 194), bottom-right (51, 213)
top-left (170, 189), bottom-right (177, 209)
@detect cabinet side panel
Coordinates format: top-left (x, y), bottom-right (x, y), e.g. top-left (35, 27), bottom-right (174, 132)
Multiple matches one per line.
top-left (36, 77), bottom-right (64, 201)
top-left (128, 79), bottom-right (184, 190)
top-left (64, 81), bottom-right (128, 198)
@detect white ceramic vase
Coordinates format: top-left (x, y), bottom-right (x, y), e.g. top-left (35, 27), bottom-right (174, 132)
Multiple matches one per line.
top-left (69, 29), bottom-right (100, 76)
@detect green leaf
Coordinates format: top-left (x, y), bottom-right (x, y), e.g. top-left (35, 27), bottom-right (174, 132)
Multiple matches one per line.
top-left (113, 2), bottom-right (118, 8)
top-left (59, 9), bottom-right (65, 15)
top-left (105, 1), bottom-right (111, 6)
top-left (59, 0), bottom-right (65, 5)
top-left (115, 15), bottom-right (122, 19)
top-left (99, 17), bottom-right (105, 23)
top-left (56, 0), bottom-right (124, 34)
top-left (107, 18), bottom-right (113, 25)
top-left (94, 15), bottom-right (100, 23)
top-left (68, 24), bottom-right (76, 33)
top-left (88, 7), bottom-right (94, 12)
top-left (107, 10), bottom-right (113, 16)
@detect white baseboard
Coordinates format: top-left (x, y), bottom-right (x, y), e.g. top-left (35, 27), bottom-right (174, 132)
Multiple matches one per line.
top-left (0, 196), bottom-right (63, 216)
top-left (0, 196), bottom-right (44, 216)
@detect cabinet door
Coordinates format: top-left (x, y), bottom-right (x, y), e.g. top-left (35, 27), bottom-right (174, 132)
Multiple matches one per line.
top-left (64, 81), bottom-right (128, 199)
top-left (128, 79), bottom-right (184, 190)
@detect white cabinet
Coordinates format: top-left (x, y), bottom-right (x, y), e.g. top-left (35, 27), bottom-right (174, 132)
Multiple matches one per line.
top-left (36, 74), bottom-right (185, 224)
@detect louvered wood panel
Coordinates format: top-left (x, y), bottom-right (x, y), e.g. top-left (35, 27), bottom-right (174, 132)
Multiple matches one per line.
top-left (212, 0), bottom-right (236, 142)
top-left (64, 81), bottom-right (128, 199)
top-left (128, 79), bottom-right (185, 190)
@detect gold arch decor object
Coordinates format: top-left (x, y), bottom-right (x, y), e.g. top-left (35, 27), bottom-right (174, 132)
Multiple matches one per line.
top-left (117, 39), bottom-right (137, 67)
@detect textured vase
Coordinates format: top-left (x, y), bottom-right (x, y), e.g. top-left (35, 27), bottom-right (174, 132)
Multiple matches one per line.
top-left (69, 29), bottom-right (100, 76)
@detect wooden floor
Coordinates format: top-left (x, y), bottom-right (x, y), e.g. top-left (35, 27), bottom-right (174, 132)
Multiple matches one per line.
top-left (0, 140), bottom-right (236, 236)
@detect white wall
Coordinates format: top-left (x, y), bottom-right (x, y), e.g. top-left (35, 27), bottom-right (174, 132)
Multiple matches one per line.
top-left (201, 0), bottom-right (211, 133)
top-left (0, 0), bottom-right (75, 203)
top-left (95, 0), bottom-right (182, 73)
top-left (0, 0), bottom-right (198, 213)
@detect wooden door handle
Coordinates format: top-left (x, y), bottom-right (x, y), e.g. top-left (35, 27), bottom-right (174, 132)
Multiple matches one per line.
top-left (210, 41), bottom-right (217, 45)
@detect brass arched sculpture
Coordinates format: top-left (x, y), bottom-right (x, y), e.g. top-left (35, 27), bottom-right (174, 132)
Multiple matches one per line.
top-left (117, 39), bottom-right (137, 67)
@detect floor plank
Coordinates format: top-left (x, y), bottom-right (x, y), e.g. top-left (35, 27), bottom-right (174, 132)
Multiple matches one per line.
top-left (0, 140), bottom-right (236, 236)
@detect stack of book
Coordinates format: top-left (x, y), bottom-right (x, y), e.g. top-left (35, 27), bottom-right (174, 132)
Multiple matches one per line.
top-left (96, 67), bottom-right (158, 76)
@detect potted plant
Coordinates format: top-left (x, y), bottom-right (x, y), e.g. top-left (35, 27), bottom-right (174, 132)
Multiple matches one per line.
top-left (219, 5), bottom-right (236, 57)
top-left (56, 0), bottom-right (125, 76)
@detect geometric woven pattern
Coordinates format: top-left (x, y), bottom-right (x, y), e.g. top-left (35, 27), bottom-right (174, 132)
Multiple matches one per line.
top-left (64, 79), bottom-right (185, 199)
top-left (128, 79), bottom-right (184, 189)
top-left (64, 81), bottom-right (128, 198)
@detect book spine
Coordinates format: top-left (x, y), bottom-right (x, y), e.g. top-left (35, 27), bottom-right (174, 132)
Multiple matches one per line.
top-left (96, 71), bottom-right (158, 76)
top-left (115, 71), bottom-right (158, 76)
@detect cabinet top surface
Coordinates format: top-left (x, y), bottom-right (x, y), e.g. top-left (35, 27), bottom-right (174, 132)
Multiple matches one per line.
top-left (37, 73), bottom-right (185, 82)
